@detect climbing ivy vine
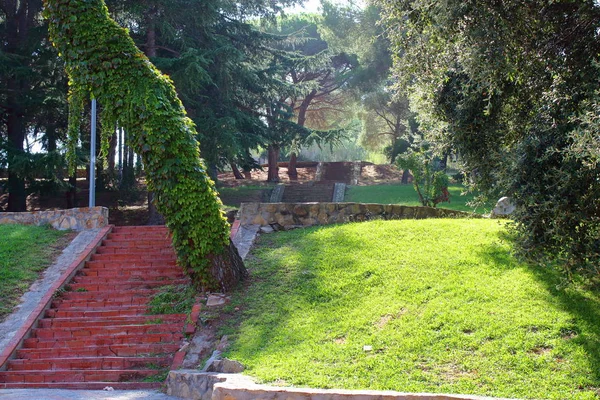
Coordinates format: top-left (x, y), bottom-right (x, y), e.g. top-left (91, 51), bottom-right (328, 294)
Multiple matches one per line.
top-left (44, 0), bottom-right (245, 290)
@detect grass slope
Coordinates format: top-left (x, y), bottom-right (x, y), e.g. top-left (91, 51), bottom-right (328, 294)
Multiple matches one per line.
top-left (0, 225), bottom-right (71, 320)
top-left (346, 184), bottom-right (491, 214)
top-left (224, 219), bottom-right (600, 400)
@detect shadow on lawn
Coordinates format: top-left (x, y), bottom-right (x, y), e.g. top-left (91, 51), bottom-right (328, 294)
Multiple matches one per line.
top-left (229, 225), bottom-right (370, 359)
top-left (478, 231), bottom-right (600, 387)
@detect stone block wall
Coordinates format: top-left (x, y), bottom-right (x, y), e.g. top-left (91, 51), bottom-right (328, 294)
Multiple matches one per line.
top-left (0, 207), bottom-right (109, 231)
top-left (239, 202), bottom-right (481, 230)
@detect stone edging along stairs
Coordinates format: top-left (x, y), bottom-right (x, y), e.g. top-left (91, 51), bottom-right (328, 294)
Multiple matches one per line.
top-left (0, 225), bottom-right (201, 390)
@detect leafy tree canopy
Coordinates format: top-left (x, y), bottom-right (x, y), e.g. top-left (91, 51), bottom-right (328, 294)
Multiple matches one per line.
top-left (377, 0), bottom-right (600, 278)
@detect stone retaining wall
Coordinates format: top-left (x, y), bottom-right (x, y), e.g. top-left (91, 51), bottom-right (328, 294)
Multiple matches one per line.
top-left (239, 202), bottom-right (481, 230)
top-left (166, 370), bottom-right (511, 400)
top-left (0, 207), bottom-right (109, 231)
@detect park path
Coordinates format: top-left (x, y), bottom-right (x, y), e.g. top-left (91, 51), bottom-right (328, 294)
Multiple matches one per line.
top-left (0, 225), bottom-right (191, 390)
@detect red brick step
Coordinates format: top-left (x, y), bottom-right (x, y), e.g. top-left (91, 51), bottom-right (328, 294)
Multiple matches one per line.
top-left (0, 369), bottom-right (163, 383)
top-left (7, 356), bottom-right (171, 371)
top-left (39, 314), bottom-right (186, 328)
top-left (17, 343), bottom-right (181, 359)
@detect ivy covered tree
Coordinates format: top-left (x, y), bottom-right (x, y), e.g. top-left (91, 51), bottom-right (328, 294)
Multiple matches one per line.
top-left (44, 0), bottom-right (247, 291)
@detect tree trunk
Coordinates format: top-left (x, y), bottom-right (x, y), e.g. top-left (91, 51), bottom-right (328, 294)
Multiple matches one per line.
top-left (118, 126), bottom-right (123, 183)
top-left (207, 240), bottom-right (249, 292)
top-left (401, 169), bottom-right (411, 184)
top-left (208, 163), bottom-right (218, 183)
top-left (230, 162), bottom-right (244, 179)
top-left (267, 144), bottom-right (280, 182)
top-left (147, 192), bottom-right (165, 225)
top-left (439, 152), bottom-right (449, 172)
top-left (66, 175), bottom-right (77, 208)
top-left (287, 152), bottom-right (298, 180)
top-left (243, 170), bottom-right (252, 179)
top-left (288, 90), bottom-right (315, 181)
top-left (47, 125), bottom-right (57, 152)
top-left (107, 129), bottom-right (117, 185)
top-left (145, 8), bottom-right (157, 58)
top-left (120, 130), bottom-right (135, 190)
top-left (95, 127), bottom-right (105, 191)
top-left (6, 100), bottom-right (27, 212)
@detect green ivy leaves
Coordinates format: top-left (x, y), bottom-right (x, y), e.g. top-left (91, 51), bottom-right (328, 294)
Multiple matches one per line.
top-left (45, 0), bottom-right (231, 289)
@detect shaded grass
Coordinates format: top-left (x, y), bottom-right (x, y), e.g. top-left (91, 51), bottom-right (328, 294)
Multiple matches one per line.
top-left (0, 224), bottom-right (71, 321)
top-left (223, 219), bottom-right (600, 399)
top-left (346, 184), bottom-right (491, 214)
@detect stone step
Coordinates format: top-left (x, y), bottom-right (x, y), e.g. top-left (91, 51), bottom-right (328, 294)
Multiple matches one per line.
top-left (38, 314), bottom-right (186, 328)
top-left (79, 266), bottom-right (183, 278)
top-left (31, 323), bottom-right (183, 340)
top-left (23, 333), bottom-right (183, 349)
top-left (101, 239), bottom-right (172, 248)
top-left (96, 246), bottom-right (175, 255)
top-left (112, 225), bottom-right (169, 232)
top-left (0, 382), bottom-right (162, 390)
top-left (67, 278), bottom-right (188, 292)
top-left (59, 289), bottom-right (160, 301)
top-left (51, 298), bottom-right (151, 309)
top-left (90, 253), bottom-right (176, 263)
top-left (45, 307), bottom-right (149, 319)
top-left (7, 356), bottom-right (171, 371)
top-left (17, 343), bottom-right (181, 359)
top-left (106, 232), bottom-right (170, 239)
top-left (0, 369), bottom-right (163, 384)
top-left (84, 259), bottom-right (178, 269)
top-left (71, 275), bottom-right (183, 285)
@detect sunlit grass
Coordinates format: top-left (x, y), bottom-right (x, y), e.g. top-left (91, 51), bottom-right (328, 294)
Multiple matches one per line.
top-left (0, 225), bottom-right (70, 321)
top-left (346, 184), bottom-right (491, 214)
top-left (223, 219), bottom-right (600, 399)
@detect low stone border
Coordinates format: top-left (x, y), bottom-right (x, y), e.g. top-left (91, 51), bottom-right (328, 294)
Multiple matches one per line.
top-left (171, 303), bottom-right (204, 371)
top-left (269, 184), bottom-right (285, 203)
top-left (166, 371), bottom-right (516, 400)
top-left (0, 226), bottom-right (112, 370)
top-left (0, 207), bottom-right (109, 231)
top-left (239, 202), bottom-right (482, 230)
top-left (332, 183), bottom-right (346, 202)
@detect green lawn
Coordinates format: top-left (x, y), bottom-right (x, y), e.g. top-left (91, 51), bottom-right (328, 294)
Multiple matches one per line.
top-left (223, 219), bottom-right (600, 399)
top-left (346, 184), bottom-right (491, 214)
top-left (0, 225), bottom-right (71, 321)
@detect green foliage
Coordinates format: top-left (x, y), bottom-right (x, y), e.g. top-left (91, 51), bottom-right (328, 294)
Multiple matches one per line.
top-left (377, 0), bottom-right (600, 278)
top-left (0, 225), bottom-right (69, 320)
top-left (396, 146), bottom-right (449, 208)
top-left (224, 220), bottom-right (600, 399)
top-left (44, 0), bottom-right (231, 289)
top-left (147, 284), bottom-right (196, 315)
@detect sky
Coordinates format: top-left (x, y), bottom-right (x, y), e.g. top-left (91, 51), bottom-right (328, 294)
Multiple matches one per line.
top-left (286, 0), bottom-right (365, 14)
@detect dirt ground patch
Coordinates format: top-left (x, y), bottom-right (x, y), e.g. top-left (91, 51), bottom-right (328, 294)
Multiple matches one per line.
top-left (358, 164), bottom-right (407, 185)
top-left (217, 166), bottom-right (317, 187)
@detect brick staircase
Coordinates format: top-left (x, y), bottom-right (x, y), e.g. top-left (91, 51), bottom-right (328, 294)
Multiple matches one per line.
top-left (281, 183), bottom-right (334, 203)
top-left (0, 225), bottom-right (190, 390)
